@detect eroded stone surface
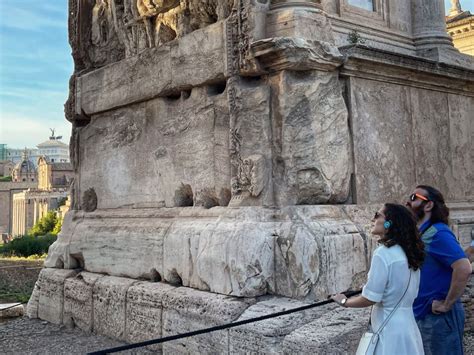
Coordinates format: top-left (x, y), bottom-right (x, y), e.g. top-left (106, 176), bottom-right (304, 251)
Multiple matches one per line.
top-left (270, 70), bottom-right (351, 205)
top-left (161, 287), bottom-right (255, 354)
top-left (282, 306), bottom-right (370, 354)
top-left (229, 297), bottom-right (337, 353)
top-left (126, 282), bottom-right (176, 348)
top-left (163, 217), bottom-right (274, 297)
top-left (64, 272), bottom-right (105, 333)
top-left (37, 269), bottom-right (78, 324)
top-left (93, 276), bottom-right (137, 340)
top-left (273, 206), bottom-right (367, 300)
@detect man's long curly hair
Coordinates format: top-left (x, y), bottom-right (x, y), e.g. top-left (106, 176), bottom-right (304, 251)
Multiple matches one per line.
top-left (416, 185), bottom-right (450, 225)
top-left (379, 203), bottom-right (425, 270)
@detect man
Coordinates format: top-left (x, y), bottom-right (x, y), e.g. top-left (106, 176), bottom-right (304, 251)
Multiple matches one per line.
top-left (406, 185), bottom-right (472, 355)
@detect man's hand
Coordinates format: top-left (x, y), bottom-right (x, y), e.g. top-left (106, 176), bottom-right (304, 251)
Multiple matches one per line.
top-left (432, 300), bottom-right (451, 314)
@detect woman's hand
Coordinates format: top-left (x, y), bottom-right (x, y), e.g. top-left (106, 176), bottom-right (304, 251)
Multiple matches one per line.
top-left (331, 293), bottom-right (348, 307)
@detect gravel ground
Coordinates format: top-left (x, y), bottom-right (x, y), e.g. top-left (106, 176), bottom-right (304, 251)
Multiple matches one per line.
top-left (1, 316), bottom-right (473, 354)
top-left (0, 317), bottom-right (156, 354)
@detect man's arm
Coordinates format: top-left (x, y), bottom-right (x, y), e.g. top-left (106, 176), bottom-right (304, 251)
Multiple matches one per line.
top-left (432, 258), bottom-right (472, 314)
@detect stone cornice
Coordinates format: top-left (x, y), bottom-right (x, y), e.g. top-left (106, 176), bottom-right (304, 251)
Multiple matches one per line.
top-left (447, 18), bottom-right (474, 28)
top-left (251, 37), bottom-right (344, 72)
top-left (340, 45), bottom-right (474, 96)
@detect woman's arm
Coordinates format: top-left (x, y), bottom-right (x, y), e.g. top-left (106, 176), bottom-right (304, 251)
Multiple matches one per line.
top-left (331, 294), bottom-right (376, 308)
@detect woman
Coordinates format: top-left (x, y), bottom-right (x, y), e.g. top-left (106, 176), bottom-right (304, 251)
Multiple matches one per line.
top-left (332, 203), bottom-right (425, 354)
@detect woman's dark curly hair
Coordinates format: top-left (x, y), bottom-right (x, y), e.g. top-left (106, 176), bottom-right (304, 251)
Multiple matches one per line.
top-left (379, 203), bottom-right (425, 270)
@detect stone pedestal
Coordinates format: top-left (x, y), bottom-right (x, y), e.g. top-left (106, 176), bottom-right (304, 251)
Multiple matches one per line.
top-left (28, 1), bottom-right (474, 353)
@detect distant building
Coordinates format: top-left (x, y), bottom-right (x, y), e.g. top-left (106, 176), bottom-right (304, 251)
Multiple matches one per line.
top-left (11, 149), bottom-right (37, 183)
top-left (5, 130), bottom-right (70, 167)
top-left (0, 144), bottom-right (7, 160)
top-left (7, 148), bottom-right (40, 166)
top-left (37, 156), bottom-right (74, 190)
top-left (446, 1), bottom-right (474, 56)
top-left (11, 189), bottom-right (69, 237)
top-left (10, 155), bottom-right (73, 237)
top-left (36, 138), bottom-right (70, 164)
top-left (0, 161), bottom-right (15, 177)
top-left (0, 181), bottom-right (36, 235)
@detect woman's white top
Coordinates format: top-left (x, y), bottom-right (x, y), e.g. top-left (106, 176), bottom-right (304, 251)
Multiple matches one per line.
top-left (362, 244), bottom-right (424, 355)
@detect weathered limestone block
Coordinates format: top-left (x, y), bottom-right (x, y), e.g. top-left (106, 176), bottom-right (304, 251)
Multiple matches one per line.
top-left (411, 88), bottom-right (453, 198)
top-left (79, 86), bottom-right (230, 210)
top-left (79, 22), bottom-right (226, 115)
top-left (47, 206), bottom-right (370, 299)
top-left (45, 211), bottom-right (82, 269)
top-left (229, 297), bottom-right (335, 353)
top-left (343, 205), bottom-right (380, 262)
top-left (266, 5), bottom-right (334, 44)
top-left (450, 203), bottom-right (474, 249)
top-left (63, 272), bottom-right (105, 333)
top-left (67, 216), bottom-right (169, 280)
top-left (273, 206), bottom-right (367, 299)
top-left (349, 77), bottom-right (416, 204)
top-left (163, 216), bottom-right (275, 297)
top-left (125, 282), bottom-right (176, 348)
top-left (447, 94), bottom-right (474, 201)
top-left (170, 21), bottom-right (226, 89)
top-left (270, 70), bottom-right (351, 205)
top-left (26, 282), bottom-right (40, 319)
top-left (0, 304), bottom-right (25, 319)
top-left (37, 268), bottom-right (78, 324)
top-left (93, 276), bottom-right (137, 340)
top-left (227, 78), bottom-right (273, 206)
top-left (161, 287), bottom-right (255, 354)
top-left (252, 37), bottom-right (344, 72)
top-left (282, 306), bottom-right (370, 353)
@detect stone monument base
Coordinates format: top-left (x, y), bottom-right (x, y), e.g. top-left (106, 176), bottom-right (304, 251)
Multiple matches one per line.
top-left (27, 268), bottom-right (370, 354)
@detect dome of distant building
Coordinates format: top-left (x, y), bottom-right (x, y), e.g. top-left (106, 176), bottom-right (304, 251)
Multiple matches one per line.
top-left (12, 149), bottom-right (37, 182)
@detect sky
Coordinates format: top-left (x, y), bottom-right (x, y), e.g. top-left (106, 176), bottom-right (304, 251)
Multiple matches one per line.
top-left (0, 1), bottom-right (72, 149)
top-left (0, 1), bottom-right (473, 149)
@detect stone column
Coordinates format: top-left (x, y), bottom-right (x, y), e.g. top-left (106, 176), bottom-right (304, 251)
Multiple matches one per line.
top-left (266, 0), bottom-right (333, 43)
top-left (12, 199), bottom-right (17, 237)
top-left (412, 0), bottom-right (453, 51)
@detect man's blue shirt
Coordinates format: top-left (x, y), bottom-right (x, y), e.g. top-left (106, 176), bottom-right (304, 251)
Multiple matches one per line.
top-left (413, 221), bottom-right (466, 319)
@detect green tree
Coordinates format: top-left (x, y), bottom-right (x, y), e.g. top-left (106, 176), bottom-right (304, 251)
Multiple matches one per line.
top-left (52, 217), bottom-right (62, 235)
top-left (29, 211), bottom-right (58, 237)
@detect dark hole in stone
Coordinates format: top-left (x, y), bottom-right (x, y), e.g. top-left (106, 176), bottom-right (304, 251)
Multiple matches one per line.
top-left (174, 183), bottom-right (194, 207)
top-left (165, 92), bottom-right (182, 101)
top-left (207, 81), bottom-right (227, 96)
top-left (55, 258), bottom-right (65, 269)
top-left (168, 269), bottom-right (183, 286)
top-left (75, 110), bottom-right (92, 127)
top-left (242, 76), bottom-right (263, 85)
top-left (181, 89), bottom-right (192, 100)
top-left (150, 268), bottom-right (162, 282)
top-left (70, 252), bottom-right (85, 269)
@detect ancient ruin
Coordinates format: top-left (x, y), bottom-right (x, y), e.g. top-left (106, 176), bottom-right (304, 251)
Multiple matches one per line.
top-left (28, 0), bottom-right (474, 352)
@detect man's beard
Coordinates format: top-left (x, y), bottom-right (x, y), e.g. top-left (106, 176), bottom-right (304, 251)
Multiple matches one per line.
top-left (410, 204), bottom-right (425, 221)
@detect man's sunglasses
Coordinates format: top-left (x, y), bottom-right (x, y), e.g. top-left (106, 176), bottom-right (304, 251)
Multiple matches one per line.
top-left (409, 193), bottom-right (430, 202)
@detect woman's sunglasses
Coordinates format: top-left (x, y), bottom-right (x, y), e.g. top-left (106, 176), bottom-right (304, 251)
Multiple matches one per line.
top-left (374, 211), bottom-right (383, 219)
top-left (409, 193), bottom-right (430, 202)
